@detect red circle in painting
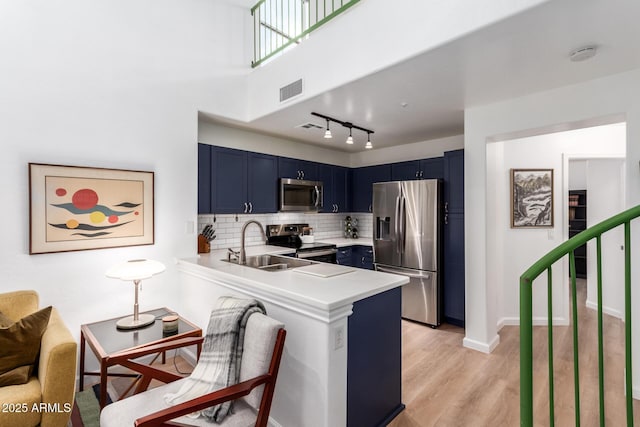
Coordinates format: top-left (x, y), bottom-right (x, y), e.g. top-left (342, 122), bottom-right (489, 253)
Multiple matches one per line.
top-left (108, 215), bottom-right (118, 224)
top-left (56, 188), bottom-right (67, 197)
top-left (72, 189), bottom-right (99, 210)
top-left (135, 211), bottom-right (139, 216)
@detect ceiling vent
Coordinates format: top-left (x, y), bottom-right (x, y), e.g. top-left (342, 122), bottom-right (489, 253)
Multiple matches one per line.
top-left (296, 122), bottom-right (324, 130)
top-left (280, 79), bottom-right (303, 102)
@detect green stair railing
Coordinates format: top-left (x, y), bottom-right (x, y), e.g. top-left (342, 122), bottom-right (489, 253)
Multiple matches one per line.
top-left (251, 0), bottom-right (361, 67)
top-left (520, 204), bottom-right (640, 426)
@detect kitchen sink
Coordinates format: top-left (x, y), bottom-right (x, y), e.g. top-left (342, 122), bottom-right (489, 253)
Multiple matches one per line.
top-left (223, 254), bottom-right (315, 271)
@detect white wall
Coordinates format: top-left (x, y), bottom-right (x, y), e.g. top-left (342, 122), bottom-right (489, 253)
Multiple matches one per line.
top-left (490, 124), bottom-right (625, 330)
top-left (350, 135), bottom-right (464, 168)
top-left (569, 160), bottom-right (587, 190)
top-left (198, 121), bottom-right (350, 166)
top-left (465, 67), bottom-right (640, 395)
top-left (245, 0), bottom-right (548, 121)
top-left (0, 0), bottom-right (249, 364)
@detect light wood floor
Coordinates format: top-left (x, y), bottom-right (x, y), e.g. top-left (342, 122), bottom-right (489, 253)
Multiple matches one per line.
top-left (98, 280), bottom-right (639, 426)
top-left (389, 279), bottom-right (640, 427)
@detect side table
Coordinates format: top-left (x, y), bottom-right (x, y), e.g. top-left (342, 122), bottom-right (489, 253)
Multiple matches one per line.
top-left (79, 308), bottom-right (202, 408)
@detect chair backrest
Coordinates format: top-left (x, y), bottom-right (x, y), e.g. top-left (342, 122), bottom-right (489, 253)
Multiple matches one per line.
top-left (238, 313), bottom-right (284, 411)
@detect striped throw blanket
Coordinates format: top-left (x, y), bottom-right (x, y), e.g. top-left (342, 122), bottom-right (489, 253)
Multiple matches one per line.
top-left (164, 296), bottom-right (266, 422)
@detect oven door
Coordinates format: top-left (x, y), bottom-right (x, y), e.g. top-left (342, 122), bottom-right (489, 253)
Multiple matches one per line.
top-left (296, 248), bottom-right (337, 264)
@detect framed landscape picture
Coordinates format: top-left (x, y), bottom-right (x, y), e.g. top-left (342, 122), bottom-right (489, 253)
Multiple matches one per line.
top-left (510, 168), bottom-right (553, 228)
top-left (29, 163), bottom-right (154, 254)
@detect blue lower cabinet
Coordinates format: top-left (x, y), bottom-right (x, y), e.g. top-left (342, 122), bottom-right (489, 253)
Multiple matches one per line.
top-left (337, 247), bottom-right (353, 266)
top-left (352, 245), bottom-right (374, 270)
top-left (348, 287), bottom-right (404, 426)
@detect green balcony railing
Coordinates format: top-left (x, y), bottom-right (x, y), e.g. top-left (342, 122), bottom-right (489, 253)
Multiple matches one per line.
top-left (520, 205), bottom-right (640, 426)
top-left (251, 0), bottom-right (361, 68)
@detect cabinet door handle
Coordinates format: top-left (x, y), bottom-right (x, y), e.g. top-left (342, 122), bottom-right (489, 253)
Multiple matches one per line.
top-left (248, 202), bottom-right (253, 213)
top-left (420, 171), bottom-right (424, 178)
top-left (297, 170), bottom-right (301, 179)
top-left (243, 202), bottom-right (248, 213)
top-left (444, 213), bottom-right (448, 225)
top-left (301, 170), bottom-right (305, 179)
top-left (415, 171), bottom-right (419, 178)
top-left (444, 202), bottom-right (449, 213)
top-left (369, 204), bottom-right (372, 212)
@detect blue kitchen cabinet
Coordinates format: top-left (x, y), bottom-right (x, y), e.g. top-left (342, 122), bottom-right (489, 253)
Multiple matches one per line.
top-left (336, 246), bottom-right (353, 266)
top-left (319, 164), bottom-right (350, 213)
top-left (208, 146), bottom-right (277, 214)
top-left (352, 245), bottom-right (374, 270)
top-left (352, 164), bottom-right (391, 212)
top-left (348, 287), bottom-right (404, 426)
top-left (247, 151), bottom-right (278, 213)
top-left (211, 146), bottom-right (248, 214)
top-left (278, 157), bottom-right (319, 181)
top-left (198, 143), bottom-right (212, 214)
top-left (444, 149), bottom-right (464, 213)
top-left (390, 158), bottom-right (444, 181)
top-left (443, 149), bottom-right (465, 327)
top-left (420, 157), bottom-right (444, 179)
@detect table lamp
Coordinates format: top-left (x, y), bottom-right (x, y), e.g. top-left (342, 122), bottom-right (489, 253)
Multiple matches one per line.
top-left (106, 259), bottom-right (165, 330)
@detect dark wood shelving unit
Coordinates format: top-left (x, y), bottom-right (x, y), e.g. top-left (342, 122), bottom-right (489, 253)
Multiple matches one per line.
top-left (569, 190), bottom-right (587, 278)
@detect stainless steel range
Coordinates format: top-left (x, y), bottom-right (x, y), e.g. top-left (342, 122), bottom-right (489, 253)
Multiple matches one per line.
top-left (266, 224), bottom-right (337, 263)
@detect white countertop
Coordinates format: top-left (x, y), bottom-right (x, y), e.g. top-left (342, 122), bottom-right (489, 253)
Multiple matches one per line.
top-left (178, 242), bottom-right (406, 316)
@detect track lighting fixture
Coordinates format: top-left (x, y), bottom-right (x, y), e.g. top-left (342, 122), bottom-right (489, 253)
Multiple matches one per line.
top-left (365, 132), bottom-right (372, 149)
top-left (311, 112), bottom-right (374, 149)
top-left (346, 127), bottom-right (354, 144)
top-left (324, 119), bottom-right (332, 138)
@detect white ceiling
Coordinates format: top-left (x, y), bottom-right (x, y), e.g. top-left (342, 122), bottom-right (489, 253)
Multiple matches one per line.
top-left (201, 0), bottom-right (640, 152)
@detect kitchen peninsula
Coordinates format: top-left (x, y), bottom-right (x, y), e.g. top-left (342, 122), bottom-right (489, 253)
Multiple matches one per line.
top-left (178, 243), bottom-right (408, 427)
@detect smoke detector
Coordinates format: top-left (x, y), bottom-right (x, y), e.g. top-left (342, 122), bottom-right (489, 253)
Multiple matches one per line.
top-left (569, 45), bottom-right (597, 62)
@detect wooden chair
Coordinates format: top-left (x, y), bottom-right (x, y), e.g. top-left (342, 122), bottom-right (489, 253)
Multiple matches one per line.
top-left (100, 313), bottom-right (286, 427)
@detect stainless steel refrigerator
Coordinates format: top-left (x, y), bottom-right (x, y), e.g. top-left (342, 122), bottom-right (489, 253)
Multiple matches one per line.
top-left (373, 180), bottom-right (441, 326)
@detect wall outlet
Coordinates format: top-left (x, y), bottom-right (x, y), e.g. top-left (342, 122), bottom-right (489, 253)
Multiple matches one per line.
top-left (333, 326), bottom-right (345, 350)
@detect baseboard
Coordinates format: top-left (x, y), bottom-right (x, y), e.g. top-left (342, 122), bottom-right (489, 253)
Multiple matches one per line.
top-left (497, 316), bottom-right (570, 327)
top-left (585, 299), bottom-right (623, 320)
top-left (463, 334), bottom-right (500, 354)
top-left (178, 347), bottom-right (199, 366)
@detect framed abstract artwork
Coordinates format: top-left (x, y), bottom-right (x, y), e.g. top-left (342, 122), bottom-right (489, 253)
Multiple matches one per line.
top-left (510, 168), bottom-right (554, 228)
top-left (29, 163), bottom-right (154, 254)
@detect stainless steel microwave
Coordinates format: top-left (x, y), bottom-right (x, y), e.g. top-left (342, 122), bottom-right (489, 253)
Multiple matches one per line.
top-left (279, 178), bottom-right (323, 212)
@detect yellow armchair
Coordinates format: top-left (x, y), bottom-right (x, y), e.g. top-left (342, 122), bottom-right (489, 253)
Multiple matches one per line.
top-left (0, 290), bottom-right (77, 427)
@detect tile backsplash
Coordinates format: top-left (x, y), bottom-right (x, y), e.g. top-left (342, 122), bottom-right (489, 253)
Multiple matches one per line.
top-left (199, 213), bottom-right (372, 250)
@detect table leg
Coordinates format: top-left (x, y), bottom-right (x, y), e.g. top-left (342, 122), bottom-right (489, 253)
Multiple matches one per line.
top-left (100, 363), bottom-right (108, 408)
top-left (79, 332), bottom-right (86, 391)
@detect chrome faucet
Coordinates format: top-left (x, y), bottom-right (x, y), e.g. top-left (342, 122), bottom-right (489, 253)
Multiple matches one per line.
top-left (239, 220), bottom-right (267, 265)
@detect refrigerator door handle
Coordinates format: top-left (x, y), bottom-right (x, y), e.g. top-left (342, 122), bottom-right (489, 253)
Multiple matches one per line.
top-left (394, 195), bottom-right (401, 254)
top-left (376, 264), bottom-right (432, 279)
top-left (398, 194), bottom-right (406, 254)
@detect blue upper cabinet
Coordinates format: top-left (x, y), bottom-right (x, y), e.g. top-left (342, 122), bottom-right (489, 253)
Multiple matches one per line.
top-left (247, 152), bottom-right (278, 213)
top-left (278, 157), bottom-right (319, 181)
top-left (352, 164), bottom-right (391, 212)
top-left (211, 146), bottom-right (247, 214)
top-left (319, 164), bottom-right (350, 213)
top-left (444, 149), bottom-right (464, 213)
top-left (198, 143), bottom-right (212, 214)
top-left (204, 146), bottom-right (277, 214)
top-left (390, 158), bottom-right (444, 181)
top-left (420, 158), bottom-right (444, 179)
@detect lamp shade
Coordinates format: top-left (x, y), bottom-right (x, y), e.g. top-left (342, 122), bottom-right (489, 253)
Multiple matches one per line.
top-left (106, 259), bottom-right (165, 281)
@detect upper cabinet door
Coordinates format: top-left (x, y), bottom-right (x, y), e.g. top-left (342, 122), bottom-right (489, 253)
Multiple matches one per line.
top-left (198, 143), bottom-right (212, 214)
top-left (211, 146), bottom-right (248, 214)
top-left (333, 166), bottom-right (349, 212)
top-left (391, 160), bottom-right (421, 181)
top-left (444, 149), bottom-right (464, 213)
top-left (420, 158), bottom-right (444, 180)
top-left (353, 164), bottom-right (391, 212)
top-left (318, 164), bottom-right (334, 213)
top-left (278, 158), bottom-right (319, 181)
top-left (247, 152), bottom-right (278, 213)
